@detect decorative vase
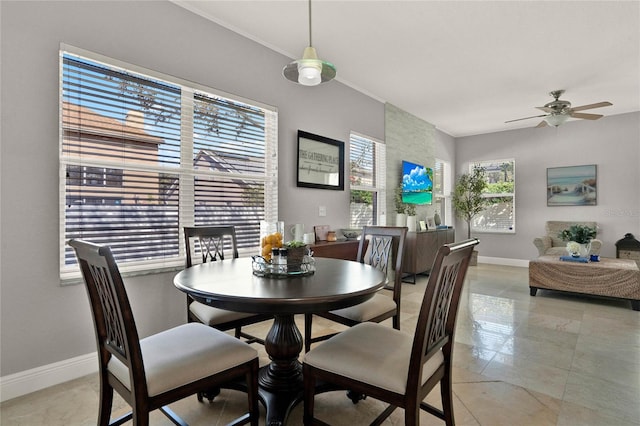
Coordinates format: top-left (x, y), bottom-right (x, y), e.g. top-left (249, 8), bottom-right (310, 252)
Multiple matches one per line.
top-left (566, 241), bottom-right (591, 258)
top-left (287, 246), bottom-right (307, 272)
top-left (260, 220), bottom-right (284, 261)
top-left (395, 213), bottom-right (407, 227)
top-left (434, 212), bottom-right (441, 226)
top-left (406, 215), bottom-right (417, 232)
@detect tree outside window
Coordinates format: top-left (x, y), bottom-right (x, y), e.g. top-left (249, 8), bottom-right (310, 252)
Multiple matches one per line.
top-left (470, 159), bottom-right (515, 233)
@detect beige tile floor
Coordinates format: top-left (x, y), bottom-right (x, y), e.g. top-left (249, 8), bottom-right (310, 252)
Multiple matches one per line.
top-left (2, 264), bottom-right (639, 425)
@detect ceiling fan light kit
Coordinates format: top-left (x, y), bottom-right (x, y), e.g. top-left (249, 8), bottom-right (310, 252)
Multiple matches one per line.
top-left (283, 0), bottom-right (336, 86)
top-left (544, 113), bottom-right (570, 127)
top-left (506, 90), bottom-right (612, 128)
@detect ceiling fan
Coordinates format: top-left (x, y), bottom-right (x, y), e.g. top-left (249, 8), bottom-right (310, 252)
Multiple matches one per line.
top-left (505, 90), bottom-right (612, 128)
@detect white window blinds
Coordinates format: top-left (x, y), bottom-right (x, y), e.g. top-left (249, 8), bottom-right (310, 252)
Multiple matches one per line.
top-left (349, 133), bottom-right (386, 227)
top-left (60, 49), bottom-right (277, 280)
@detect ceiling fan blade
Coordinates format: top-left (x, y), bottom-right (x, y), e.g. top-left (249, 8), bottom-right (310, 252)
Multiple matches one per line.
top-left (536, 106), bottom-right (553, 113)
top-left (570, 112), bottom-right (603, 120)
top-left (535, 120), bottom-right (548, 128)
top-left (571, 101), bottom-right (612, 112)
top-left (505, 114), bottom-right (547, 123)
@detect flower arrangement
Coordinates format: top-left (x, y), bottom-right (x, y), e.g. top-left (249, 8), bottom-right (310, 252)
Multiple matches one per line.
top-left (566, 241), bottom-right (581, 256)
top-left (558, 224), bottom-right (596, 244)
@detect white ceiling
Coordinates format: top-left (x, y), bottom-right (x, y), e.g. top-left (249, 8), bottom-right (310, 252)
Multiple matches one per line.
top-left (173, 0), bottom-right (640, 137)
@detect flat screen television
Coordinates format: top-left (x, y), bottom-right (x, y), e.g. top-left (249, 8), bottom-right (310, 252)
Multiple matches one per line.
top-left (401, 160), bottom-right (433, 205)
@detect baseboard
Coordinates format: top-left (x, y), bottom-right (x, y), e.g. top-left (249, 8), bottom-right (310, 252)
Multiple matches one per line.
top-left (478, 256), bottom-right (529, 268)
top-left (0, 352), bottom-right (97, 403)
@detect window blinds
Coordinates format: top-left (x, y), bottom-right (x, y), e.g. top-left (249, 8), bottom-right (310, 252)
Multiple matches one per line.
top-left (60, 50), bottom-right (277, 280)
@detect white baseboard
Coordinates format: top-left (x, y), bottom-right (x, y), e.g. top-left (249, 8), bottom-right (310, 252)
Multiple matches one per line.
top-left (0, 352), bottom-right (97, 403)
top-left (478, 256), bottom-right (530, 268)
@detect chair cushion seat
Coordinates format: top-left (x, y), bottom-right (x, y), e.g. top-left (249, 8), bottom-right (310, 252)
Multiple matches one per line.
top-left (328, 293), bottom-right (396, 322)
top-left (190, 300), bottom-right (257, 326)
top-left (304, 322), bottom-right (443, 394)
top-left (108, 323), bottom-right (257, 397)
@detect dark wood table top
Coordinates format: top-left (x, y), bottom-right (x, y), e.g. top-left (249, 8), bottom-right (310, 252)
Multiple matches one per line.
top-left (173, 257), bottom-right (386, 314)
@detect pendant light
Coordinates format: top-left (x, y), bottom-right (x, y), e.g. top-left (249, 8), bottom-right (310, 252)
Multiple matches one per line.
top-left (283, 0), bottom-right (336, 86)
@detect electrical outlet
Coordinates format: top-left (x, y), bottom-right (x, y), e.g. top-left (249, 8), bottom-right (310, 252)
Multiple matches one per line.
top-left (319, 206), bottom-right (326, 217)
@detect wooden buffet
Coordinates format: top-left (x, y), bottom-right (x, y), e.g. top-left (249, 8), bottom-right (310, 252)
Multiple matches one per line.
top-left (402, 228), bottom-right (455, 283)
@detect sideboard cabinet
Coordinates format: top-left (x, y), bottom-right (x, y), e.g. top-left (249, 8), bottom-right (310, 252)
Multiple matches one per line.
top-left (402, 228), bottom-right (455, 283)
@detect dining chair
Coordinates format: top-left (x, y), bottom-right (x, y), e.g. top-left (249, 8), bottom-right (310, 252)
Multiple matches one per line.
top-left (68, 239), bottom-right (260, 426)
top-left (302, 238), bottom-right (479, 425)
top-left (304, 226), bottom-right (408, 353)
top-left (184, 226), bottom-right (272, 347)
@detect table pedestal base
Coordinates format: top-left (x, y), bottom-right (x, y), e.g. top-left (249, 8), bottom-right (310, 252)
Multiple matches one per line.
top-left (259, 313), bottom-right (304, 425)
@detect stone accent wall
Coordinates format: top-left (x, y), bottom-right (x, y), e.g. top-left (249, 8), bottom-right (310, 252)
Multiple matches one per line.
top-left (384, 103), bottom-right (436, 221)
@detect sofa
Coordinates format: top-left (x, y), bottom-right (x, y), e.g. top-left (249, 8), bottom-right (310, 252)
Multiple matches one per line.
top-left (533, 221), bottom-right (602, 257)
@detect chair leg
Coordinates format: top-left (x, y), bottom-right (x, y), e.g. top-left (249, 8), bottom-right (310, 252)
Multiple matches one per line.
top-left (403, 403), bottom-right (419, 426)
top-left (98, 378), bottom-right (114, 426)
top-left (131, 407), bottom-right (149, 426)
top-left (303, 366), bottom-right (316, 425)
top-left (440, 371), bottom-right (455, 426)
top-left (247, 361), bottom-right (260, 426)
top-left (393, 313), bottom-right (400, 330)
top-left (304, 313), bottom-right (313, 352)
top-left (235, 326), bottom-right (242, 339)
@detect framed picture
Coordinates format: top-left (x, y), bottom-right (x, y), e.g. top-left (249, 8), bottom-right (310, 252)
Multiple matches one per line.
top-left (419, 220), bottom-right (427, 231)
top-left (426, 217), bottom-right (436, 229)
top-left (547, 164), bottom-right (597, 206)
top-left (314, 225), bottom-right (330, 242)
top-left (297, 130), bottom-right (344, 190)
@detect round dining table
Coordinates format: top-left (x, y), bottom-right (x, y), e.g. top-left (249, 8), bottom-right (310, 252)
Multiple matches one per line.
top-left (173, 256), bottom-right (386, 425)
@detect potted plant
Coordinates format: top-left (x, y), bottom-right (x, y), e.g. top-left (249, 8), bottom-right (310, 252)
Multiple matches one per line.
top-left (284, 240), bottom-right (308, 272)
top-left (452, 166), bottom-right (487, 264)
top-left (559, 224), bottom-right (596, 257)
top-left (394, 187), bottom-right (407, 227)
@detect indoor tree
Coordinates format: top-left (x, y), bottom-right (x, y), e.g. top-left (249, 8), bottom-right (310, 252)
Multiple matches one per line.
top-left (452, 166), bottom-right (488, 239)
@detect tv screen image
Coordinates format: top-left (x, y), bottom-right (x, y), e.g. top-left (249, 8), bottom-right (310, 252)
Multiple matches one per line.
top-left (402, 160), bottom-right (433, 205)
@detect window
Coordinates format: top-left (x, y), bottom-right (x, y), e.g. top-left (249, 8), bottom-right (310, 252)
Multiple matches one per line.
top-left (433, 158), bottom-right (452, 226)
top-left (60, 47), bottom-right (277, 281)
top-left (349, 133), bottom-right (385, 227)
top-left (470, 159), bottom-right (515, 233)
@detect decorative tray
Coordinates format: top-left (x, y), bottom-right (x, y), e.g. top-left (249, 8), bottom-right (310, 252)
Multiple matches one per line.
top-left (251, 256), bottom-right (316, 278)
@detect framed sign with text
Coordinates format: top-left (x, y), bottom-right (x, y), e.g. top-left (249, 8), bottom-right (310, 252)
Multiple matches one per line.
top-left (296, 130), bottom-right (344, 190)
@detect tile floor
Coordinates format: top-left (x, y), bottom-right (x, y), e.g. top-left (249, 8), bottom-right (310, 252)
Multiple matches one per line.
top-left (2, 264), bottom-right (639, 425)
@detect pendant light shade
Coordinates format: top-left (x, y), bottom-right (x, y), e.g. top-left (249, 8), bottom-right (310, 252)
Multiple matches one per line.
top-left (283, 0), bottom-right (336, 86)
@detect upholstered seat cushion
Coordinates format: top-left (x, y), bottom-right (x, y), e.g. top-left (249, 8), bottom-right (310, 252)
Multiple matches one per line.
top-left (328, 293), bottom-right (396, 322)
top-left (190, 300), bottom-right (257, 325)
top-left (108, 323), bottom-right (257, 397)
top-left (304, 322), bottom-right (444, 394)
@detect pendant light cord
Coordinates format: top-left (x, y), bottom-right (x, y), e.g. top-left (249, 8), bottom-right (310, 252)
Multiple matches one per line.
top-left (308, 0), bottom-right (313, 47)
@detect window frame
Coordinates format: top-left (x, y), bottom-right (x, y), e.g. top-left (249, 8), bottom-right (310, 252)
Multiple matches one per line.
top-left (469, 158), bottom-right (516, 234)
top-left (59, 45), bottom-right (278, 283)
top-left (433, 158), bottom-right (452, 226)
top-left (349, 132), bottom-right (386, 228)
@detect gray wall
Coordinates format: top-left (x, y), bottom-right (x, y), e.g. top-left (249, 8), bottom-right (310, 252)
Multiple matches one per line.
top-left (0, 0), bottom-right (384, 377)
top-left (455, 112), bottom-right (640, 260)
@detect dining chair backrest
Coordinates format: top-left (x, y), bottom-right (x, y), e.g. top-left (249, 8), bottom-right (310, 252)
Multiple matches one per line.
top-left (68, 239), bottom-right (148, 396)
top-left (409, 238), bottom-right (479, 394)
top-left (184, 226), bottom-right (239, 267)
top-left (356, 226), bottom-right (408, 302)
